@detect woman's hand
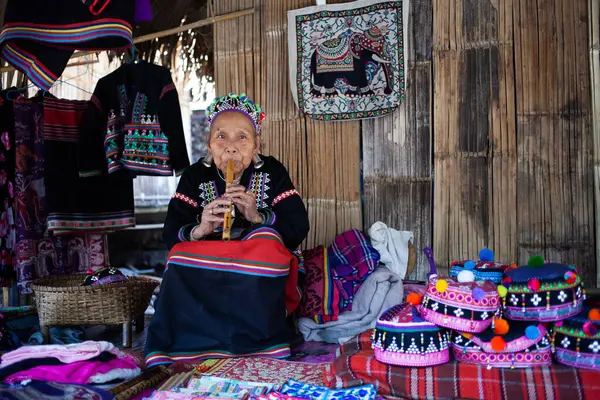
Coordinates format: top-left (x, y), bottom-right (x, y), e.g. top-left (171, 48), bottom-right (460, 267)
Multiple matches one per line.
top-left (192, 198), bottom-right (233, 239)
top-left (223, 183), bottom-right (263, 224)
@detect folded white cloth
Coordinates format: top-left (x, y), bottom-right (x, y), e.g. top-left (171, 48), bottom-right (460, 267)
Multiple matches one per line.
top-left (298, 267), bottom-right (404, 344)
top-left (368, 221), bottom-right (414, 279)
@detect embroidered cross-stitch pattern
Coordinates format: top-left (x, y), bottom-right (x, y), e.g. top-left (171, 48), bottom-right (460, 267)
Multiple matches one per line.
top-left (249, 172), bottom-right (270, 209)
top-left (288, 0), bottom-right (409, 121)
top-left (199, 181), bottom-right (219, 208)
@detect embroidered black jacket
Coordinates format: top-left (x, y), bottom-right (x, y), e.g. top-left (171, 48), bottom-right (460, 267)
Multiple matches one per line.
top-left (78, 61), bottom-right (190, 178)
top-left (164, 156), bottom-right (310, 250)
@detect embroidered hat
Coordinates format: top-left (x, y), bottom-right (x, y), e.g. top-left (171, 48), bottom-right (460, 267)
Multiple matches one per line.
top-left (418, 276), bottom-right (501, 333)
top-left (371, 303), bottom-right (450, 367)
top-left (502, 255), bottom-right (585, 322)
top-left (451, 321), bottom-right (551, 369)
top-left (553, 306), bottom-right (600, 369)
top-left (449, 248), bottom-right (512, 284)
top-left (207, 93), bottom-right (266, 134)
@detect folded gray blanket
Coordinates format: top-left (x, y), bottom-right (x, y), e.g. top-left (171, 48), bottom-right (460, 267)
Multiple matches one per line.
top-left (298, 267), bottom-right (404, 344)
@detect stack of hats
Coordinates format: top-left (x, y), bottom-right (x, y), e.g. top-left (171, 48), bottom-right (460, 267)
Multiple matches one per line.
top-left (372, 248), bottom-right (597, 370)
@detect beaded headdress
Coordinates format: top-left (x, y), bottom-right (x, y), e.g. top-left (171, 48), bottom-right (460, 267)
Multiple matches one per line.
top-left (206, 93), bottom-right (266, 134)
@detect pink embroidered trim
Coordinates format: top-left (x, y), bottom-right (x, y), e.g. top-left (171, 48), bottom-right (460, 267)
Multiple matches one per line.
top-left (374, 347), bottom-right (450, 367)
top-left (272, 189), bottom-right (299, 206)
top-left (173, 192), bottom-right (198, 208)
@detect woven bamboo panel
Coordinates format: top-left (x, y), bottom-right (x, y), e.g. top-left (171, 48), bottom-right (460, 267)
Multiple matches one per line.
top-left (362, 0), bottom-right (433, 280)
top-left (433, 0), bottom-right (595, 284)
top-left (213, 0), bottom-right (362, 248)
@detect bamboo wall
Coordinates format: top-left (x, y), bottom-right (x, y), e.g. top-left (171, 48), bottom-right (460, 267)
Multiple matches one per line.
top-left (214, 0), bottom-right (363, 248)
top-left (213, 0), bottom-right (597, 285)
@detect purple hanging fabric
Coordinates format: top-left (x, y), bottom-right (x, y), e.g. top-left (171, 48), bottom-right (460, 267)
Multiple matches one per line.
top-left (134, 0), bottom-right (153, 22)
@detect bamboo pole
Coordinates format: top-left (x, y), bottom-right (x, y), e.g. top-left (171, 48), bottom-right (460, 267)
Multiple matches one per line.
top-left (133, 8), bottom-right (255, 44)
top-left (589, 0), bottom-right (600, 286)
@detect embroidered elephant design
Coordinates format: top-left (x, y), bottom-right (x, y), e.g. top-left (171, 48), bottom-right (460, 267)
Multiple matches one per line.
top-left (310, 26), bottom-right (393, 97)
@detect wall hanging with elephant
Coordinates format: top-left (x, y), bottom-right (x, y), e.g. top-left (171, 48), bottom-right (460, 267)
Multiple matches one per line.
top-left (287, 0), bottom-right (409, 121)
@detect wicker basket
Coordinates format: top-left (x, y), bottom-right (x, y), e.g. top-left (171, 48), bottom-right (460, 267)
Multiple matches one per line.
top-left (32, 274), bottom-right (159, 347)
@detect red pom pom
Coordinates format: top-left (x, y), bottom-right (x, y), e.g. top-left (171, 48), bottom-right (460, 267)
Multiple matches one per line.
top-left (588, 309), bottom-right (600, 321)
top-left (527, 278), bottom-right (541, 292)
top-left (86, 269), bottom-right (95, 275)
top-left (564, 271), bottom-right (577, 285)
top-left (406, 293), bottom-right (423, 306)
top-left (502, 277), bottom-right (512, 288)
top-left (491, 336), bottom-right (506, 351)
top-left (583, 322), bottom-right (598, 336)
top-left (493, 318), bottom-right (510, 335)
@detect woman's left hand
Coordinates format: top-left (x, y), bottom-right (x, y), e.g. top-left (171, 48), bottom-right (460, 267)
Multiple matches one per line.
top-left (223, 183), bottom-right (264, 224)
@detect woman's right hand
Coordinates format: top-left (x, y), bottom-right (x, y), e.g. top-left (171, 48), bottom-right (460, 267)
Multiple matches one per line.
top-left (191, 198), bottom-right (233, 239)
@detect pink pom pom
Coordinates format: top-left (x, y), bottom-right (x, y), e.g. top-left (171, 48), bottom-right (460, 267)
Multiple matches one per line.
top-left (583, 322), bottom-right (598, 336)
top-left (527, 278), bottom-right (541, 292)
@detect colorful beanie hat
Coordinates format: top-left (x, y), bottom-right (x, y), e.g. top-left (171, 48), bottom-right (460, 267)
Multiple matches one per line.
top-left (503, 256), bottom-right (585, 322)
top-left (206, 93), bottom-right (266, 134)
top-left (372, 303), bottom-right (450, 367)
top-left (449, 248), bottom-right (512, 284)
top-left (553, 307), bottom-right (600, 370)
top-left (418, 276), bottom-right (501, 333)
top-left (451, 321), bottom-right (551, 369)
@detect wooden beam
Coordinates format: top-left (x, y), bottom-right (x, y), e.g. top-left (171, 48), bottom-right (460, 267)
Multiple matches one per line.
top-left (133, 7), bottom-right (255, 44)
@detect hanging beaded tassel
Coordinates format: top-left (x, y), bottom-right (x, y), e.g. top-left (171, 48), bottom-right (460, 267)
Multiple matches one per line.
top-left (521, 294), bottom-right (526, 313)
top-left (546, 291), bottom-right (551, 310)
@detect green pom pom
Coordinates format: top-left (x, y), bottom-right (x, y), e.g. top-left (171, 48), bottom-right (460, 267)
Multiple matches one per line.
top-left (528, 255), bottom-right (545, 267)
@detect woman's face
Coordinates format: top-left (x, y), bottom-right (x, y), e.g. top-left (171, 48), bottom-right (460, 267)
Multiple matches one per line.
top-left (208, 111), bottom-right (259, 178)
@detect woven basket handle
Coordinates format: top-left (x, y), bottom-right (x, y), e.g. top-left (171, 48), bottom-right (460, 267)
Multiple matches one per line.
top-left (423, 247), bottom-right (437, 279)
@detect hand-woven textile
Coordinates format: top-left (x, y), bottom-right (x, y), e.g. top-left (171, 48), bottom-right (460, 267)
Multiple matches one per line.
top-left (13, 101), bottom-right (108, 294)
top-left (287, 0), bottom-right (409, 120)
top-left (191, 357), bottom-right (329, 387)
top-left (328, 330), bottom-right (600, 399)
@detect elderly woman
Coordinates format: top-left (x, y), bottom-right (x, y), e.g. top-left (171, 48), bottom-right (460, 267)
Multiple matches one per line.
top-left (145, 93), bottom-right (310, 367)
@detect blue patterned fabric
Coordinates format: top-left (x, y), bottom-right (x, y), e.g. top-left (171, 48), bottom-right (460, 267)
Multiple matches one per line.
top-left (281, 379), bottom-right (376, 400)
top-left (0, 382), bottom-right (113, 399)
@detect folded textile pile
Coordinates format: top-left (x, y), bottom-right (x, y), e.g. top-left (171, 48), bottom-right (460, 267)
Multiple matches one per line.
top-left (0, 340), bottom-right (140, 384)
top-left (298, 267), bottom-right (404, 344)
top-left (299, 229), bottom-right (381, 325)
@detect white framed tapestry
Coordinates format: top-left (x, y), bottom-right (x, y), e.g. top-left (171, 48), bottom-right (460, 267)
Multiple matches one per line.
top-left (287, 0), bottom-right (409, 121)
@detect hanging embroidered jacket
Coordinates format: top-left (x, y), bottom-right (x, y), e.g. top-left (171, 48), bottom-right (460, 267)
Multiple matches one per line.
top-left (78, 61), bottom-right (190, 178)
top-left (163, 156), bottom-right (310, 251)
top-left (43, 98), bottom-right (135, 233)
top-left (0, 0), bottom-right (134, 91)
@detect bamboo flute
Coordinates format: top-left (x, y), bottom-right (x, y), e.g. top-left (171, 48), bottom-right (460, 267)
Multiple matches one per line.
top-left (222, 159), bottom-right (235, 241)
